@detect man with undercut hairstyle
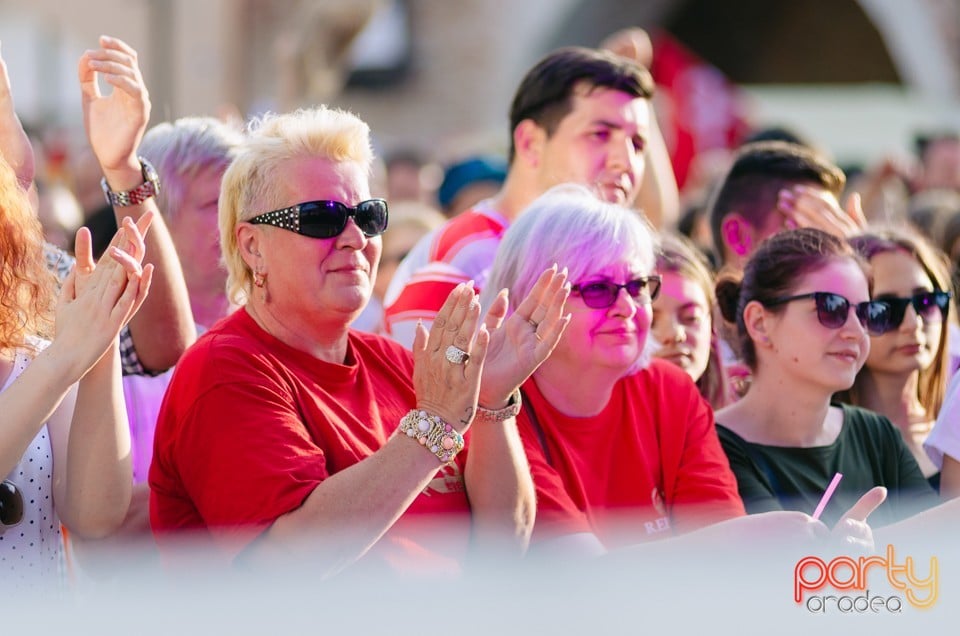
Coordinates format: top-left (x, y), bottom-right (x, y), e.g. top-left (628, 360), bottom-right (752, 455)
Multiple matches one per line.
top-left (707, 140), bottom-right (864, 274)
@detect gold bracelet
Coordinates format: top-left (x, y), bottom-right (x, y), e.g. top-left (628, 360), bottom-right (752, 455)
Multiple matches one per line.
top-left (398, 410), bottom-right (464, 463)
top-left (475, 387), bottom-right (522, 423)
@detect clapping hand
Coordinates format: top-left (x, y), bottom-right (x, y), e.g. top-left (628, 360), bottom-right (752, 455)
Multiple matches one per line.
top-left (478, 265), bottom-right (571, 409)
top-left (0, 40), bottom-right (35, 187)
top-left (412, 282), bottom-right (491, 432)
top-left (55, 214), bottom-right (154, 378)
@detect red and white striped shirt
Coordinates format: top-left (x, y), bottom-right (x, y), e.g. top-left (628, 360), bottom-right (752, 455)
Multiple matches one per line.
top-left (383, 201), bottom-right (509, 348)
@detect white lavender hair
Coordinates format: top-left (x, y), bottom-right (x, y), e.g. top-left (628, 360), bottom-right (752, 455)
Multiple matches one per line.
top-left (481, 183), bottom-right (659, 374)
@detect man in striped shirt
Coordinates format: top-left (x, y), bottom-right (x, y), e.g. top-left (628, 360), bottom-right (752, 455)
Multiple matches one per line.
top-left (384, 46), bottom-right (673, 347)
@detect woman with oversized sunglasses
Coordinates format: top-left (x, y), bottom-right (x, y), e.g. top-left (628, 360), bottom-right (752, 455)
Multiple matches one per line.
top-left (714, 228), bottom-right (941, 527)
top-left (841, 228), bottom-right (955, 490)
top-left (149, 107), bottom-right (570, 576)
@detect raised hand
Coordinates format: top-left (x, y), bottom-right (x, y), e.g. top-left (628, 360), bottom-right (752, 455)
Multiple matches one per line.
top-left (599, 27), bottom-right (653, 68)
top-left (78, 36), bottom-right (150, 176)
top-left (74, 211), bottom-right (153, 297)
top-left (0, 40), bottom-right (35, 187)
top-left (479, 266), bottom-right (571, 408)
top-left (778, 184), bottom-right (867, 238)
top-left (55, 218), bottom-right (155, 379)
top-left (411, 282), bottom-right (491, 432)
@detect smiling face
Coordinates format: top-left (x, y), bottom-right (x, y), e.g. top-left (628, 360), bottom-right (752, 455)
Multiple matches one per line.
top-left (247, 157), bottom-right (381, 331)
top-left (864, 249), bottom-right (942, 377)
top-left (534, 84), bottom-right (650, 206)
top-left (651, 271), bottom-right (713, 381)
top-left (551, 261), bottom-right (653, 377)
top-left (757, 258), bottom-right (872, 393)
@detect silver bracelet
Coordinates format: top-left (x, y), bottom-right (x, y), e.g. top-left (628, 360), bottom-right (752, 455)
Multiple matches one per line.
top-left (475, 388), bottom-right (522, 423)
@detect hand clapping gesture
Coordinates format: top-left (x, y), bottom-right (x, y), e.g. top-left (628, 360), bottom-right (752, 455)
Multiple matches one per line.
top-left (479, 265), bottom-right (571, 409)
top-left (412, 282), bottom-right (490, 432)
top-left (411, 267), bottom-right (570, 431)
top-left (54, 214), bottom-right (154, 379)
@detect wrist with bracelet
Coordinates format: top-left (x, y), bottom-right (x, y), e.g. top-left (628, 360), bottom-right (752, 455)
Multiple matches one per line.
top-left (475, 387), bottom-right (522, 423)
top-left (398, 410), bottom-right (464, 464)
top-left (101, 156), bottom-right (160, 207)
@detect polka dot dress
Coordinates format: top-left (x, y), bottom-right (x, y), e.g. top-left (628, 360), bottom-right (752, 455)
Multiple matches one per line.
top-left (1, 345), bottom-right (63, 589)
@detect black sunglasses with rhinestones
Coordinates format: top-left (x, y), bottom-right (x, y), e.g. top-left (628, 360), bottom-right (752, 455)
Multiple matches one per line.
top-left (0, 480), bottom-right (24, 529)
top-left (871, 290), bottom-right (951, 334)
top-left (763, 291), bottom-right (893, 336)
top-left (248, 198), bottom-right (389, 239)
top-left (571, 275), bottom-right (662, 309)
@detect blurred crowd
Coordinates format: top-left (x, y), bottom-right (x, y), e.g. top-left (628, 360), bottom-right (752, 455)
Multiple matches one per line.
top-left (3, 24), bottom-right (960, 600)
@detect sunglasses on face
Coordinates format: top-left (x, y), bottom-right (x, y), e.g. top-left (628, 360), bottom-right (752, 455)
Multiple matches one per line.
top-left (571, 275), bottom-right (662, 309)
top-left (247, 198), bottom-right (388, 239)
top-left (0, 480), bottom-right (23, 529)
top-left (872, 290), bottom-right (951, 334)
top-left (763, 291), bottom-right (892, 336)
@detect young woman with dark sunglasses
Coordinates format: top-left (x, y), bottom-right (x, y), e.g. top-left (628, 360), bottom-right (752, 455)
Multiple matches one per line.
top-left (714, 228), bottom-right (941, 527)
top-left (841, 228), bottom-right (955, 489)
top-left (149, 107), bottom-right (573, 576)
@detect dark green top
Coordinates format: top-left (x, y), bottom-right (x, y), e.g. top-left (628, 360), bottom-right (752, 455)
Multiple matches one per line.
top-left (717, 404), bottom-right (939, 527)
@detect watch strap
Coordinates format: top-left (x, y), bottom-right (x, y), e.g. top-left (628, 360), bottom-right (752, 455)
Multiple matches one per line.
top-left (101, 157), bottom-right (159, 207)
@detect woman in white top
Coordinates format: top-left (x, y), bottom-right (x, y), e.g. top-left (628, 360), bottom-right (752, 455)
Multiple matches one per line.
top-left (0, 152), bottom-right (151, 588)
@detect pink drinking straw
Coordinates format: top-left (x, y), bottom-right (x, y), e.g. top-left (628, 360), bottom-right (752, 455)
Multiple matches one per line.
top-left (811, 472), bottom-right (843, 520)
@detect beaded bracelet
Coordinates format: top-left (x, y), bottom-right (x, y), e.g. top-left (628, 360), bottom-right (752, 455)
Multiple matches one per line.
top-left (398, 410), bottom-right (465, 464)
top-left (475, 387), bottom-right (523, 423)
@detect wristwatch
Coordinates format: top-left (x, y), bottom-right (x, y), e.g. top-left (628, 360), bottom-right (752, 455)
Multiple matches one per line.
top-left (101, 157), bottom-right (160, 207)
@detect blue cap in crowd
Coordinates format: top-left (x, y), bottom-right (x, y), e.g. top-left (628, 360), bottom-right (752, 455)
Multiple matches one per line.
top-left (437, 156), bottom-right (507, 210)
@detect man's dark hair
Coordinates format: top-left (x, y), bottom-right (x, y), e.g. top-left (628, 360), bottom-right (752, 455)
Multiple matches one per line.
top-left (914, 130), bottom-right (960, 160)
top-left (740, 125), bottom-right (812, 149)
top-left (707, 141), bottom-right (845, 262)
top-left (507, 46), bottom-right (654, 162)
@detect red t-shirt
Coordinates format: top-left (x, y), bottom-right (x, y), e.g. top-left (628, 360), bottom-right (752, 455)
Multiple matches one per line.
top-left (149, 309), bottom-right (471, 570)
top-left (518, 360), bottom-right (744, 548)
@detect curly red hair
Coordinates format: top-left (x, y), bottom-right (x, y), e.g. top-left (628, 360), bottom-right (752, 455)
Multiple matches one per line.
top-left (0, 155), bottom-right (55, 354)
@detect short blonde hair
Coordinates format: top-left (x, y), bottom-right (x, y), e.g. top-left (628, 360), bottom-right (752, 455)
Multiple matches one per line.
top-left (220, 107), bottom-right (374, 305)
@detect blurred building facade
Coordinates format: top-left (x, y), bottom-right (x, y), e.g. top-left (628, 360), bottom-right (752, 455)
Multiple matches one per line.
top-left (1, 0), bottom-right (959, 166)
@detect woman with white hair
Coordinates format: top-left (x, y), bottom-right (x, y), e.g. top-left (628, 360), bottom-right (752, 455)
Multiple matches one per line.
top-left (481, 185), bottom-right (746, 555)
